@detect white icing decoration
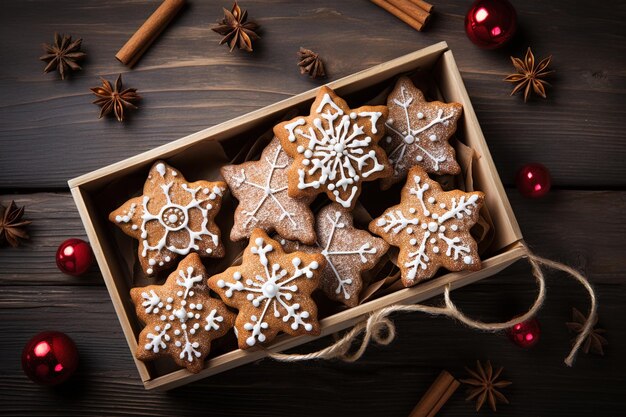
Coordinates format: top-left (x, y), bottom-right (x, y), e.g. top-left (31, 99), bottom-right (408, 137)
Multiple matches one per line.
top-left (139, 181), bottom-right (221, 264)
top-left (115, 203), bottom-right (136, 224)
top-left (285, 93), bottom-right (385, 208)
top-left (231, 144), bottom-right (300, 229)
top-left (217, 237), bottom-right (318, 346)
top-left (376, 174), bottom-right (480, 281)
top-left (141, 265), bottom-right (225, 363)
top-left (315, 209), bottom-right (377, 300)
top-left (385, 85), bottom-right (455, 173)
top-left (156, 163), bottom-right (166, 177)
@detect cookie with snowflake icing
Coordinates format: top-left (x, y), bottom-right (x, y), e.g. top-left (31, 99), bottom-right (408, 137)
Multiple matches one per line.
top-left (109, 161), bottom-right (227, 276)
top-left (221, 137), bottom-right (316, 245)
top-left (282, 204), bottom-right (389, 307)
top-left (274, 86), bottom-right (392, 209)
top-left (381, 77), bottom-right (463, 189)
top-left (369, 166), bottom-right (484, 287)
top-left (130, 253), bottom-right (235, 373)
top-left (208, 229), bottom-right (325, 349)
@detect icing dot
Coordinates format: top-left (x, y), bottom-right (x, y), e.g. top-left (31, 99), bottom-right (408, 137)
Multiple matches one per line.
top-left (406, 227), bottom-right (413, 234)
top-left (149, 259), bottom-right (156, 266)
top-left (451, 225), bottom-right (459, 231)
top-left (428, 197), bottom-right (435, 203)
top-left (376, 218), bottom-right (387, 226)
top-left (156, 163), bottom-right (166, 177)
top-left (417, 112), bottom-right (424, 119)
top-left (297, 145), bottom-right (305, 153)
top-left (304, 150), bottom-right (313, 158)
top-left (416, 155), bottom-right (423, 162)
top-left (206, 248), bottom-right (212, 254)
top-left (350, 112), bottom-right (357, 119)
top-left (203, 188), bottom-right (209, 194)
top-left (302, 159), bottom-right (310, 166)
top-left (171, 171), bottom-right (177, 176)
top-left (433, 246), bottom-right (440, 254)
top-left (410, 238), bottom-right (417, 245)
top-left (432, 213), bottom-right (439, 220)
top-left (310, 261), bottom-right (319, 269)
top-left (429, 134), bottom-right (437, 141)
top-left (233, 271), bottom-right (242, 280)
top-left (421, 223), bottom-right (427, 229)
top-left (147, 268), bottom-right (153, 274)
top-left (428, 222), bottom-right (438, 232)
top-left (131, 225), bottom-right (138, 230)
top-left (409, 207), bottom-right (416, 214)
top-left (165, 256), bottom-right (171, 262)
top-left (404, 135), bottom-right (415, 144)
top-left (463, 256), bottom-right (473, 265)
top-left (430, 238), bottom-right (436, 244)
top-left (386, 136), bottom-right (392, 143)
top-left (115, 215), bottom-right (122, 222)
top-left (439, 226), bottom-right (446, 232)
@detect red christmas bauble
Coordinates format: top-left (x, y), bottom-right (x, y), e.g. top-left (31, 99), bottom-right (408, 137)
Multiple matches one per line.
top-left (464, 0), bottom-right (517, 49)
top-left (507, 317), bottom-right (541, 348)
top-left (21, 331), bottom-right (79, 385)
top-left (516, 163), bottom-right (552, 198)
top-left (56, 238), bottom-right (94, 276)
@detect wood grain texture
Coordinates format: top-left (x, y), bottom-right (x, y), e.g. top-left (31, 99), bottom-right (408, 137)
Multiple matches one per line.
top-left (0, 0), bottom-right (625, 189)
top-left (0, 191), bottom-right (624, 415)
top-left (1, 0), bottom-right (625, 415)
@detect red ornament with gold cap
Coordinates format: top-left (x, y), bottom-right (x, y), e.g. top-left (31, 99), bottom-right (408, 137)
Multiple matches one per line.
top-left (516, 163), bottom-right (552, 198)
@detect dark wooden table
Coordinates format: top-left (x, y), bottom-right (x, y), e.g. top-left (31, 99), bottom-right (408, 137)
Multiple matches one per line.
top-left (1, 1), bottom-right (625, 415)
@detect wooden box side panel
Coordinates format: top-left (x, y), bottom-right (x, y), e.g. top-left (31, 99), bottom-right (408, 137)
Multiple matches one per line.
top-left (70, 187), bottom-right (152, 382)
top-left (435, 51), bottom-right (523, 250)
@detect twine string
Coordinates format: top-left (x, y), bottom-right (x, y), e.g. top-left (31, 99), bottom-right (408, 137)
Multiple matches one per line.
top-left (268, 251), bottom-right (597, 367)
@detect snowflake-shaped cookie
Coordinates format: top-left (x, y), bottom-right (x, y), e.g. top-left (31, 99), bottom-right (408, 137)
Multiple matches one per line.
top-left (369, 166), bottom-right (484, 287)
top-left (109, 161), bottom-right (227, 276)
top-left (221, 137), bottom-right (316, 245)
top-left (381, 76), bottom-right (462, 189)
top-left (274, 86), bottom-right (392, 209)
top-left (208, 229), bottom-right (325, 349)
top-left (282, 204), bottom-right (389, 307)
top-left (130, 253), bottom-right (235, 373)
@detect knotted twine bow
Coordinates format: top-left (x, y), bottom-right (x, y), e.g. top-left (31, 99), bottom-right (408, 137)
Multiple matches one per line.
top-left (268, 251), bottom-right (597, 367)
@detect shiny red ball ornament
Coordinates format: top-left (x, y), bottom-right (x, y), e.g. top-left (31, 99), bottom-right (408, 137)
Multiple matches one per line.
top-left (21, 331), bottom-right (79, 385)
top-left (464, 0), bottom-right (517, 49)
top-left (507, 317), bottom-right (541, 348)
top-left (56, 238), bottom-right (94, 276)
top-left (516, 163), bottom-right (552, 198)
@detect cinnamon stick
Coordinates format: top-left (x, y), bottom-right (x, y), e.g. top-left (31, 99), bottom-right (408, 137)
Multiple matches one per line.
top-left (409, 371), bottom-right (460, 417)
top-left (386, 0), bottom-right (430, 25)
top-left (409, 0), bottom-right (434, 13)
top-left (370, 0), bottom-right (424, 32)
top-left (116, 0), bottom-right (186, 67)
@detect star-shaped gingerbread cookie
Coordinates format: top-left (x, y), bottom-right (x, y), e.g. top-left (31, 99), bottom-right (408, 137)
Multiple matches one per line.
top-left (283, 204), bottom-right (389, 307)
top-left (130, 253), bottom-right (235, 373)
top-left (381, 76), bottom-right (463, 189)
top-left (274, 86), bottom-right (392, 209)
top-left (369, 166), bottom-right (484, 287)
top-left (221, 137), bottom-right (316, 245)
top-left (109, 161), bottom-right (227, 276)
top-left (208, 229), bottom-right (325, 349)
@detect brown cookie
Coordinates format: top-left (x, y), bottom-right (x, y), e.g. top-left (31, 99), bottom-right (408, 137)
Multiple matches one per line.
top-left (382, 76), bottom-right (463, 189)
top-left (369, 166), bottom-right (484, 287)
top-left (208, 229), bottom-right (325, 349)
top-left (281, 204), bottom-right (389, 307)
top-left (109, 161), bottom-right (227, 276)
top-left (274, 86), bottom-right (392, 209)
top-left (130, 253), bottom-right (235, 373)
top-left (221, 137), bottom-right (316, 245)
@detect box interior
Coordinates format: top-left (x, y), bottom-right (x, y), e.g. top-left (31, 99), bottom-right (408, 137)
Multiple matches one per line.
top-left (70, 42), bottom-right (523, 389)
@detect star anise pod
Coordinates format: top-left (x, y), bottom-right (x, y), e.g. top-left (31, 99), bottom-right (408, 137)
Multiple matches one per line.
top-left (504, 47), bottom-right (554, 102)
top-left (0, 201), bottom-right (31, 248)
top-left (460, 360), bottom-right (512, 412)
top-left (297, 48), bottom-right (326, 79)
top-left (566, 307), bottom-right (608, 355)
top-left (90, 74), bottom-right (140, 122)
top-left (40, 33), bottom-right (86, 80)
top-left (212, 2), bottom-right (260, 52)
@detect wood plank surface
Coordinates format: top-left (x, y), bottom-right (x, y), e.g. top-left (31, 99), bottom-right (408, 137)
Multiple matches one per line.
top-left (1, 0), bottom-right (625, 415)
top-left (1, 0), bottom-right (625, 189)
top-left (1, 190), bottom-right (624, 415)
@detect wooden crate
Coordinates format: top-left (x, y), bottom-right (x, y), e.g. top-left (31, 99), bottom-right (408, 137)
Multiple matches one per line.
top-left (69, 41), bottom-right (524, 391)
